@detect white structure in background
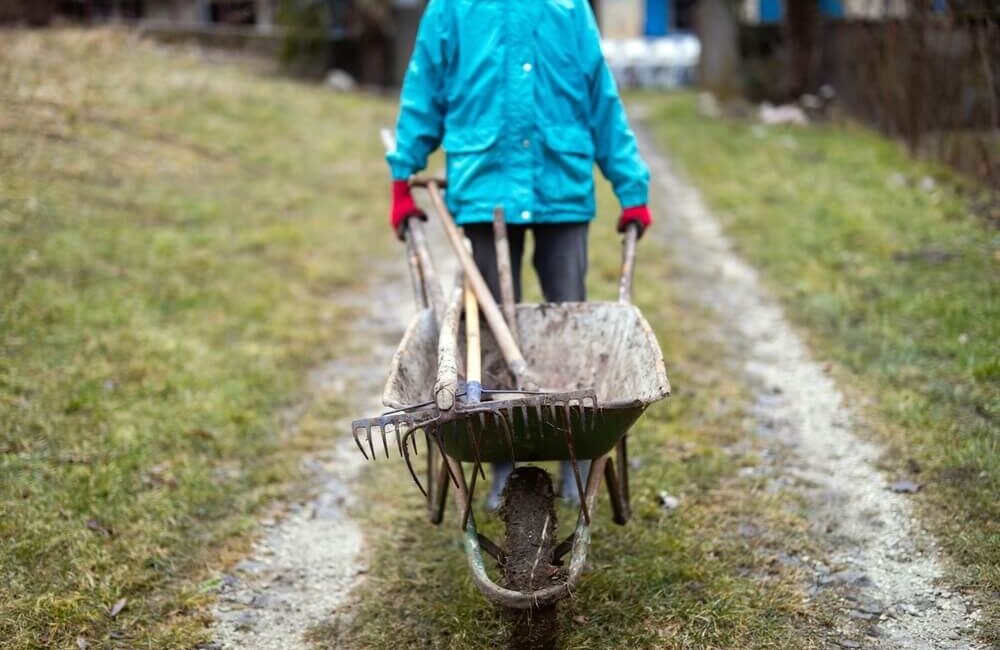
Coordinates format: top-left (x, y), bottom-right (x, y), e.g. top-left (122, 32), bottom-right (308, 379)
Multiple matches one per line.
top-left (599, 0), bottom-right (645, 40)
top-left (602, 34), bottom-right (701, 89)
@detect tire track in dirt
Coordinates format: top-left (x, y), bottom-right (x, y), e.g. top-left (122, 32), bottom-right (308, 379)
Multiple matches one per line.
top-left (206, 274), bottom-right (414, 650)
top-left (635, 120), bottom-right (984, 649)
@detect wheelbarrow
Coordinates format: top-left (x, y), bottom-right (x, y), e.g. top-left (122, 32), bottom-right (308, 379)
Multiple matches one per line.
top-left (352, 168), bottom-right (670, 649)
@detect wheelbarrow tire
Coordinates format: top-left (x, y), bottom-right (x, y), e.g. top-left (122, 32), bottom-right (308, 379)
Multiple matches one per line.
top-left (500, 467), bottom-right (559, 650)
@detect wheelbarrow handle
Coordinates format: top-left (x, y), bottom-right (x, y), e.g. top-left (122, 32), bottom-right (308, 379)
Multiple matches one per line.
top-left (618, 221), bottom-right (640, 304)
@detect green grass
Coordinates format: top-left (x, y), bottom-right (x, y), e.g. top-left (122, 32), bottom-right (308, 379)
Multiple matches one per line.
top-left (641, 92), bottom-right (1000, 642)
top-left (0, 30), bottom-right (395, 649)
top-left (6, 31), bottom-right (993, 650)
top-left (320, 167), bottom-right (826, 649)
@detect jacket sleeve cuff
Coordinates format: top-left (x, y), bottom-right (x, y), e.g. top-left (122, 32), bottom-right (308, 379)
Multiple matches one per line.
top-left (616, 188), bottom-right (649, 210)
top-left (386, 152), bottom-right (418, 181)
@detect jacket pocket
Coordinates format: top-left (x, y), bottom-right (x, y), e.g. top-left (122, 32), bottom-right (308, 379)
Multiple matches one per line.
top-left (539, 125), bottom-right (595, 203)
top-left (444, 126), bottom-right (503, 205)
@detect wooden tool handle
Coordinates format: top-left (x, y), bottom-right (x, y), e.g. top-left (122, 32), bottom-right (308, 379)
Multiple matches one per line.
top-left (464, 278), bottom-right (482, 403)
top-left (434, 275), bottom-right (465, 411)
top-left (406, 220), bottom-right (446, 320)
top-left (425, 182), bottom-right (533, 386)
top-left (618, 222), bottom-right (640, 304)
top-left (492, 206), bottom-right (519, 344)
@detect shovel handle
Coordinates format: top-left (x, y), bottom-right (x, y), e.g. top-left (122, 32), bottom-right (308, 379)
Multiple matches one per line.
top-left (404, 219), bottom-right (446, 320)
top-left (434, 274), bottom-right (465, 411)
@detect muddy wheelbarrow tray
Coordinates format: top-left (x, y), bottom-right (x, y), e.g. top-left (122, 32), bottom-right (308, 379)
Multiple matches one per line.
top-left (383, 300), bottom-right (670, 463)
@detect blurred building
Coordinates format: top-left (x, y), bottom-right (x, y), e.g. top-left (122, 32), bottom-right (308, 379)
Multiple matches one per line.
top-left (598, 0), bottom-right (697, 38)
top-left (140, 0), bottom-right (275, 28)
top-left (740, 0), bottom-right (926, 23)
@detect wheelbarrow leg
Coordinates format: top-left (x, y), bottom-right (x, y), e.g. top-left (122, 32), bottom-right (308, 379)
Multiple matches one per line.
top-left (604, 435), bottom-right (632, 525)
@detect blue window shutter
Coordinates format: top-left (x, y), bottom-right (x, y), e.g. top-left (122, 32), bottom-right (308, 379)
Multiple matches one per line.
top-left (645, 0), bottom-right (669, 36)
top-left (759, 0), bottom-right (782, 23)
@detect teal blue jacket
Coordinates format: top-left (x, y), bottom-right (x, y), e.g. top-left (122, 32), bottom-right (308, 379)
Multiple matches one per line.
top-left (386, 0), bottom-right (650, 225)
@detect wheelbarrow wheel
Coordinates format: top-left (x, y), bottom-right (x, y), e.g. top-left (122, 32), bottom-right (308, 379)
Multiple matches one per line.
top-left (500, 466), bottom-right (559, 650)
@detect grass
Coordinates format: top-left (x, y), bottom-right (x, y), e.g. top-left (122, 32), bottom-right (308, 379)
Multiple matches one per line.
top-left (319, 165), bottom-right (828, 648)
top-left (640, 93), bottom-right (1000, 642)
top-left (0, 29), bottom-right (395, 649)
top-left (5, 31), bottom-right (993, 650)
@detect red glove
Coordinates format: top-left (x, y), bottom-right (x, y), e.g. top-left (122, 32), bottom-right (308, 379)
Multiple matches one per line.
top-left (617, 205), bottom-right (652, 237)
top-left (390, 180), bottom-right (426, 239)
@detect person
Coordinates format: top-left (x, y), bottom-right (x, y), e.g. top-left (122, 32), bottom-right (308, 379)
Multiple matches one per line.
top-left (386, 0), bottom-right (652, 509)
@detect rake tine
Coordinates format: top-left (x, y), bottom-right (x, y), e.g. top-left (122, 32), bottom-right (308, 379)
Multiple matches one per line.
top-left (477, 411), bottom-right (492, 461)
top-left (380, 421), bottom-right (391, 460)
top-left (432, 428), bottom-right (461, 490)
top-left (462, 461), bottom-right (479, 530)
top-left (466, 417), bottom-right (486, 481)
top-left (569, 402), bottom-right (579, 435)
top-left (462, 442), bottom-right (481, 529)
top-left (366, 423), bottom-right (376, 460)
top-left (497, 410), bottom-right (517, 466)
top-left (353, 424), bottom-right (370, 460)
top-left (395, 417), bottom-right (407, 459)
top-left (571, 397), bottom-right (585, 434)
top-left (401, 428), bottom-right (427, 497)
top-left (561, 405), bottom-right (590, 526)
top-left (504, 404), bottom-right (517, 443)
top-left (521, 404), bottom-right (530, 438)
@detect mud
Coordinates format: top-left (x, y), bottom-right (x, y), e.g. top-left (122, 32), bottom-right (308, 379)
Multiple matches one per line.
top-left (634, 117), bottom-right (984, 649)
top-left (501, 467), bottom-right (560, 650)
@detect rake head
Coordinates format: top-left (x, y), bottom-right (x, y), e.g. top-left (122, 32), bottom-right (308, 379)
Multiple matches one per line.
top-left (350, 389), bottom-right (600, 500)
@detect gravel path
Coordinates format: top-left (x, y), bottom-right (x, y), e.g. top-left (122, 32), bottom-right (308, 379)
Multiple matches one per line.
top-left (636, 120), bottom-right (984, 649)
top-left (206, 276), bottom-right (413, 650)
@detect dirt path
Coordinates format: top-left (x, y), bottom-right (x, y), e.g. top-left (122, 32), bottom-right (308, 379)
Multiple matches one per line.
top-left (206, 275), bottom-right (413, 650)
top-left (635, 120), bottom-right (984, 649)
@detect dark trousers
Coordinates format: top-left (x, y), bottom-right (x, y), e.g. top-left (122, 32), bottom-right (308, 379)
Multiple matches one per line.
top-left (463, 222), bottom-right (589, 303)
top-left (464, 222), bottom-right (591, 503)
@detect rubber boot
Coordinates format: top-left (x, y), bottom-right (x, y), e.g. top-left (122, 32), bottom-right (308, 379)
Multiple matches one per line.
top-left (559, 459), bottom-right (591, 506)
top-left (486, 461), bottom-right (514, 512)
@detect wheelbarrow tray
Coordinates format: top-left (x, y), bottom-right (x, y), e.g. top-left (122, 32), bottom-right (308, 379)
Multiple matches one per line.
top-left (382, 301), bottom-right (670, 462)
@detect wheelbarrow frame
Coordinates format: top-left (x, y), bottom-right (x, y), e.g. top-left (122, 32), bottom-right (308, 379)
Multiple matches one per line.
top-left (398, 216), bottom-right (664, 609)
